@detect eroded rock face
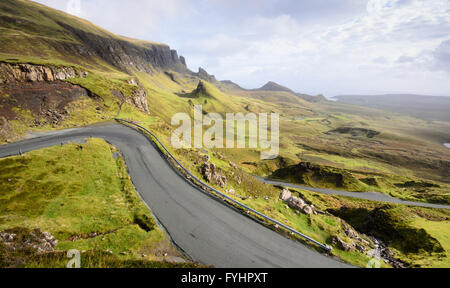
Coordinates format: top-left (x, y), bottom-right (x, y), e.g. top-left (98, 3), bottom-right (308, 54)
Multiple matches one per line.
top-left (331, 236), bottom-right (355, 252)
top-left (123, 78), bottom-right (149, 114)
top-left (0, 116), bottom-right (12, 140)
top-left (56, 22), bottom-right (188, 74)
top-left (0, 62), bottom-right (87, 84)
top-left (200, 162), bottom-right (227, 188)
top-left (0, 81), bottom-right (97, 122)
top-left (196, 68), bottom-right (217, 83)
top-left (199, 157), bottom-right (227, 188)
top-left (126, 87), bottom-right (149, 114)
top-left (0, 63), bottom-right (100, 141)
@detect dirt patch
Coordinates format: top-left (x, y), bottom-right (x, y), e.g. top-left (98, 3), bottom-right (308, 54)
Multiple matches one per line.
top-left (0, 81), bottom-right (99, 123)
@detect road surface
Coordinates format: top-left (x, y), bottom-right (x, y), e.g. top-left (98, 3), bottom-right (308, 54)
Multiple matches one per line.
top-left (0, 122), bottom-right (350, 268)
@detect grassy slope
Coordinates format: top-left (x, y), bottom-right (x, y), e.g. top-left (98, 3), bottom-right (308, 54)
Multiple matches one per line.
top-left (0, 138), bottom-right (195, 268)
top-left (2, 1), bottom-right (449, 204)
top-left (132, 134), bottom-right (449, 267)
top-left (0, 0), bottom-right (449, 268)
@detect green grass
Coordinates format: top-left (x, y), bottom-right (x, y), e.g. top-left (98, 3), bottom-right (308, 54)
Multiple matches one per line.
top-left (410, 217), bottom-right (450, 268)
top-left (0, 138), bottom-right (191, 267)
top-left (126, 116), bottom-right (450, 268)
top-left (1, 0), bottom-right (449, 268)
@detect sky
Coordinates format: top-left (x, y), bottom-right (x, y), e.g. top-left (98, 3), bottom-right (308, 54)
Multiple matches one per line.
top-left (34, 0), bottom-right (450, 97)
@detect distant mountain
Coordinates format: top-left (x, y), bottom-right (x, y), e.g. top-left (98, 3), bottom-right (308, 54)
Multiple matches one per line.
top-left (255, 81), bottom-right (294, 93)
top-left (219, 80), bottom-right (245, 90)
top-left (334, 94), bottom-right (450, 122)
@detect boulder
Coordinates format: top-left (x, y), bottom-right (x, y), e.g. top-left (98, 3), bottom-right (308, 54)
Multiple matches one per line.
top-left (302, 205), bottom-right (313, 215)
top-left (343, 223), bottom-right (360, 240)
top-left (287, 196), bottom-right (305, 210)
top-left (279, 188), bottom-right (292, 201)
top-left (331, 236), bottom-right (355, 252)
top-left (130, 88), bottom-right (149, 114)
top-left (200, 162), bottom-right (227, 188)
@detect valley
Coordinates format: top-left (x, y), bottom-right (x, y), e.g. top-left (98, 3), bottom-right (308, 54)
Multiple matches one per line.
top-left (0, 0), bottom-right (449, 268)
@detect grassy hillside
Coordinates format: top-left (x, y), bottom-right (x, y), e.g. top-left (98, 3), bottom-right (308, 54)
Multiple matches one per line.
top-left (1, 0), bottom-right (449, 268)
top-left (139, 139), bottom-right (450, 267)
top-left (0, 138), bottom-right (197, 268)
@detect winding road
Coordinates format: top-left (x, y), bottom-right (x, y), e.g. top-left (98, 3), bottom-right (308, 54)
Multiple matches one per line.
top-left (0, 122), bottom-right (350, 268)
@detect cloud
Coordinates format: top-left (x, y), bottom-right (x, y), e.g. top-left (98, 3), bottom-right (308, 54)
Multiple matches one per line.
top-left (187, 0), bottom-right (450, 96)
top-left (35, 0), bottom-right (192, 40)
top-left (433, 40), bottom-right (450, 72)
top-left (33, 0), bottom-right (450, 96)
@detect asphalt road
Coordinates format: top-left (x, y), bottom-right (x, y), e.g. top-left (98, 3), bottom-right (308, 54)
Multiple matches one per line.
top-left (254, 177), bottom-right (450, 210)
top-left (0, 123), bottom-right (350, 268)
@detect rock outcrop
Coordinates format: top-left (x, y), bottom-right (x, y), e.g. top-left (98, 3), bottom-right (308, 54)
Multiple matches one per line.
top-left (123, 79), bottom-right (149, 114)
top-left (129, 88), bottom-right (149, 114)
top-left (179, 56), bottom-right (187, 67)
top-left (279, 188), bottom-right (292, 201)
top-left (0, 228), bottom-right (58, 254)
top-left (279, 188), bottom-right (315, 215)
top-left (287, 196), bottom-right (306, 210)
top-left (0, 116), bottom-right (12, 140)
top-left (0, 62), bottom-right (87, 84)
top-left (196, 68), bottom-right (217, 83)
top-left (0, 63), bottom-right (100, 138)
top-left (331, 236), bottom-right (355, 252)
top-left (199, 157), bottom-right (227, 188)
top-left (57, 22), bottom-right (188, 74)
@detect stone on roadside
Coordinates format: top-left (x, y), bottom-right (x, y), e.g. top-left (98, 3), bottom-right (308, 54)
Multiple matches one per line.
top-left (331, 236), bottom-right (355, 252)
top-left (279, 188), bottom-right (292, 201)
top-left (287, 196), bottom-right (306, 210)
top-left (303, 205), bottom-right (313, 215)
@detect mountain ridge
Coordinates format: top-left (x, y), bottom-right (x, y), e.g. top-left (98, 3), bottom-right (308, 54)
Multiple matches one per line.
top-left (0, 0), bottom-right (187, 74)
top-left (255, 81), bottom-right (294, 93)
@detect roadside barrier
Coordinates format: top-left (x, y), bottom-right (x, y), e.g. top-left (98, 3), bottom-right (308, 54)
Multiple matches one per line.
top-left (115, 118), bottom-right (332, 252)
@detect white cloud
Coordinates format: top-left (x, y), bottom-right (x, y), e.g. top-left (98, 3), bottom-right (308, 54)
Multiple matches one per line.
top-left (33, 0), bottom-right (450, 96)
top-left (185, 0), bottom-right (450, 96)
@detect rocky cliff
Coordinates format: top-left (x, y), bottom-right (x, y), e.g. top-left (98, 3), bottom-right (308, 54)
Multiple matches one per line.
top-left (57, 22), bottom-right (188, 74)
top-left (0, 62), bottom-right (100, 139)
top-left (196, 67), bottom-right (217, 83)
top-left (0, 0), bottom-right (188, 76)
top-left (0, 62), bottom-right (87, 84)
